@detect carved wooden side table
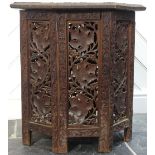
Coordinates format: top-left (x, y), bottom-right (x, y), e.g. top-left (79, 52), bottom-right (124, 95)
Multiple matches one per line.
top-left (10, 2), bottom-right (146, 153)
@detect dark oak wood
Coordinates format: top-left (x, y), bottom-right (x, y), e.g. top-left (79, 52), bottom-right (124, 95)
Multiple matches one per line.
top-left (11, 2), bottom-right (145, 154)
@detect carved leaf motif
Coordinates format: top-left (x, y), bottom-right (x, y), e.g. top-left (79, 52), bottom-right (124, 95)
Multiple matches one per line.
top-left (68, 22), bottom-right (99, 125)
top-left (72, 60), bottom-right (97, 88)
top-left (69, 23), bottom-right (95, 53)
top-left (111, 21), bottom-right (129, 123)
top-left (29, 21), bottom-right (52, 125)
top-left (69, 94), bottom-right (93, 124)
top-left (31, 22), bottom-right (50, 52)
top-left (30, 57), bottom-right (48, 86)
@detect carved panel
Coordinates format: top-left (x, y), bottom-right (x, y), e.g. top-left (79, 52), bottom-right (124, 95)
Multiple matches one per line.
top-left (29, 21), bottom-right (52, 125)
top-left (27, 11), bottom-right (51, 20)
top-left (111, 20), bottom-right (129, 123)
top-left (66, 12), bottom-right (100, 20)
top-left (68, 128), bottom-right (99, 137)
top-left (68, 21), bottom-right (99, 125)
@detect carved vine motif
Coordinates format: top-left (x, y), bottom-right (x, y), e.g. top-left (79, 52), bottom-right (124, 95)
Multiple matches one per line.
top-left (29, 21), bottom-right (52, 124)
top-left (111, 21), bottom-right (129, 123)
top-left (68, 22), bottom-right (99, 125)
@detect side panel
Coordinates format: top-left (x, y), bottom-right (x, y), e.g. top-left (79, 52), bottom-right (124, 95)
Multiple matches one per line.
top-left (66, 11), bottom-right (102, 131)
top-left (110, 11), bottom-right (135, 133)
top-left (20, 10), bottom-right (58, 142)
top-left (66, 11), bottom-right (113, 152)
top-left (29, 20), bottom-right (52, 125)
top-left (26, 11), bottom-right (59, 151)
top-left (26, 11), bottom-right (57, 128)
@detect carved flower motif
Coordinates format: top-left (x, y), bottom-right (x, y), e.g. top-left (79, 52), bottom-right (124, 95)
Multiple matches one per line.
top-left (69, 94), bottom-right (93, 124)
top-left (68, 22), bottom-right (98, 125)
top-left (69, 24), bottom-right (94, 53)
top-left (72, 60), bottom-right (97, 88)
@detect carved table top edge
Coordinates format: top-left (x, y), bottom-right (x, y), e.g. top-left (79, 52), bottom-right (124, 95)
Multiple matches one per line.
top-left (10, 2), bottom-right (146, 11)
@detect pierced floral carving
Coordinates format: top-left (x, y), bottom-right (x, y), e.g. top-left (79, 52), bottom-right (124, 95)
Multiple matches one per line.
top-left (20, 10), bottom-right (135, 153)
top-left (111, 20), bottom-right (129, 123)
top-left (68, 22), bottom-right (99, 125)
top-left (72, 60), bottom-right (97, 88)
top-left (29, 21), bottom-right (52, 124)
